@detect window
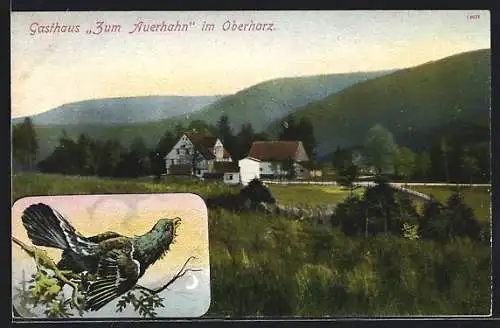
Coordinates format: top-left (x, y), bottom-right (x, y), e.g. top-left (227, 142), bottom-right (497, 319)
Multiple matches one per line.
top-left (260, 167), bottom-right (263, 172)
top-left (171, 159), bottom-right (175, 165)
top-left (176, 149), bottom-right (180, 155)
top-left (197, 170), bottom-right (201, 175)
top-left (228, 174), bottom-right (233, 180)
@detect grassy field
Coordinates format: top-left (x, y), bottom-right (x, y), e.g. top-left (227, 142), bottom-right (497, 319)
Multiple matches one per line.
top-left (13, 174), bottom-right (490, 221)
top-left (11, 173), bottom-right (239, 204)
top-left (11, 173), bottom-right (491, 317)
top-left (268, 184), bottom-right (364, 207)
top-left (12, 173), bottom-right (362, 208)
top-left (407, 185), bottom-right (491, 222)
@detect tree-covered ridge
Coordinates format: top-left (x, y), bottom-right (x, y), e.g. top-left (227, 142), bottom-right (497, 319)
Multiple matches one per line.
top-left (265, 48), bottom-right (491, 157)
top-left (12, 95), bottom-right (223, 126)
top-left (16, 70), bottom-right (391, 162)
top-left (185, 70), bottom-right (393, 132)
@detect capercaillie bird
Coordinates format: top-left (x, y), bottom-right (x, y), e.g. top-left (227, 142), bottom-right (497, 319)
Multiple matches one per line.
top-left (19, 203), bottom-right (182, 311)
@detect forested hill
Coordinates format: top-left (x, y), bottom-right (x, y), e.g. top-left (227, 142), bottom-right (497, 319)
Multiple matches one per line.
top-left (16, 70), bottom-right (392, 162)
top-left (265, 48), bottom-right (491, 157)
top-left (177, 70), bottom-right (393, 132)
top-left (12, 95), bottom-right (223, 126)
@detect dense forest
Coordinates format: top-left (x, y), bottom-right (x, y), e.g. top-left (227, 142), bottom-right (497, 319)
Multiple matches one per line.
top-left (13, 111), bottom-right (490, 184)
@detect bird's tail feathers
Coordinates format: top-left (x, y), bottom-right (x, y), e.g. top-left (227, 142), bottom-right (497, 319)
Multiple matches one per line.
top-left (21, 203), bottom-right (98, 255)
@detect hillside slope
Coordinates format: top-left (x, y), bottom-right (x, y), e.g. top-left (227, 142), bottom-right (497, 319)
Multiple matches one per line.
top-left (179, 70), bottom-right (393, 132)
top-left (23, 71), bottom-right (392, 161)
top-left (12, 95), bottom-right (223, 126)
top-left (266, 49), bottom-right (491, 157)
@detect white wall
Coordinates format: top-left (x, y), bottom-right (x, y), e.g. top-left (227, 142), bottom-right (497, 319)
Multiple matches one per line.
top-left (213, 139), bottom-right (225, 161)
top-left (259, 161), bottom-right (309, 179)
top-left (223, 172), bottom-right (240, 185)
top-left (238, 158), bottom-right (261, 185)
top-left (164, 134), bottom-right (214, 176)
top-left (164, 134), bottom-right (195, 169)
top-left (260, 162), bottom-right (287, 176)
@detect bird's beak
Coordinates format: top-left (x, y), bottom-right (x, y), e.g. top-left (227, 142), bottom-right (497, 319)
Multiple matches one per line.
top-left (173, 217), bottom-right (182, 227)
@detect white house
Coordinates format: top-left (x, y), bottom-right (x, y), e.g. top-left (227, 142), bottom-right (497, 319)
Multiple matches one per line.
top-left (247, 140), bottom-right (310, 179)
top-left (164, 132), bottom-right (232, 178)
top-left (238, 157), bottom-right (261, 185)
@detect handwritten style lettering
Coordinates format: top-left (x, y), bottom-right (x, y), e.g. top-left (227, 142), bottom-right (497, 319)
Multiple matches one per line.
top-left (27, 19), bottom-right (276, 36)
top-left (29, 22), bottom-right (80, 36)
top-left (129, 21), bottom-right (195, 34)
top-left (90, 22), bottom-right (122, 35)
top-left (221, 20), bottom-right (275, 32)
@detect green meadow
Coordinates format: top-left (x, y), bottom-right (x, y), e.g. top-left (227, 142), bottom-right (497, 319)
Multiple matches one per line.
top-left (11, 173), bottom-right (491, 316)
top-left (407, 185), bottom-right (491, 222)
top-left (268, 184), bottom-right (364, 207)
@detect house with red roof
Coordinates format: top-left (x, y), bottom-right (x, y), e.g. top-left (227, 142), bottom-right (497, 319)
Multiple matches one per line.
top-left (245, 140), bottom-right (310, 180)
top-left (164, 131), bottom-right (233, 178)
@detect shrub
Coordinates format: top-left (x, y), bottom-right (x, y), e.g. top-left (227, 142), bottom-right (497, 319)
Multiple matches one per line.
top-left (419, 193), bottom-right (482, 243)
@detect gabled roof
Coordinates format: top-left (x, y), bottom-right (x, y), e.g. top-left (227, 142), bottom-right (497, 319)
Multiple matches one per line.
top-left (239, 156), bottom-right (262, 163)
top-left (184, 132), bottom-right (217, 159)
top-left (183, 132), bottom-right (231, 160)
top-left (248, 141), bottom-right (307, 162)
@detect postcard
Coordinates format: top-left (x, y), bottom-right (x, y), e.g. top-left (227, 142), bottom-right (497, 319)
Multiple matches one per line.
top-left (11, 10), bottom-right (491, 318)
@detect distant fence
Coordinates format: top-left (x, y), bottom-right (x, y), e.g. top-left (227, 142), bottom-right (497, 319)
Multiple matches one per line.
top-left (263, 180), bottom-right (490, 188)
top-left (262, 179), bottom-right (491, 202)
top-left (389, 185), bottom-right (431, 201)
top-left (262, 180), bottom-right (338, 186)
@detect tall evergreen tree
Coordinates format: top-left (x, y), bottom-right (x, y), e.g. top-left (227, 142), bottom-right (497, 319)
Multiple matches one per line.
top-left (440, 136), bottom-right (451, 182)
top-left (38, 130), bottom-right (78, 174)
top-left (12, 117), bottom-right (39, 169)
top-left (297, 117), bottom-right (317, 161)
top-left (279, 115), bottom-right (316, 162)
top-left (414, 151), bottom-right (431, 180)
top-left (76, 133), bottom-right (95, 175)
top-left (216, 115), bottom-right (234, 154)
top-left (234, 123), bottom-right (255, 160)
top-left (96, 139), bottom-right (124, 177)
top-left (156, 131), bottom-right (177, 157)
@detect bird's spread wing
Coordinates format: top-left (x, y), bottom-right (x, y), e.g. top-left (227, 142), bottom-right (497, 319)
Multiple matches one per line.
top-left (85, 243), bottom-right (141, 311)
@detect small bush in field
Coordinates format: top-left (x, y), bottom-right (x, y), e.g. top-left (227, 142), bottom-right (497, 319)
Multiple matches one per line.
top-left (419, 193), bottom-right (483, 243)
